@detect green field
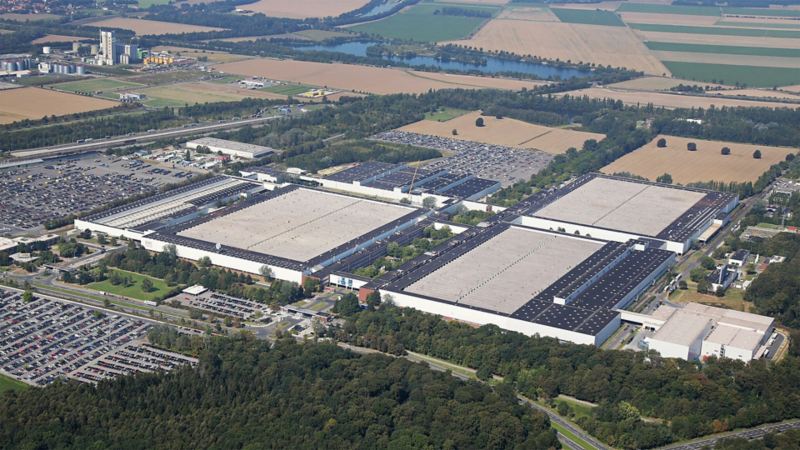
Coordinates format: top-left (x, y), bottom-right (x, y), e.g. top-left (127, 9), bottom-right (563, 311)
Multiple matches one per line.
top-left (350, 3), bottom-right (498, 42)
top-left (555, 395), bottom-right (596, 421)
top-left (723, 7), bottom-right (800, 17)
top-left (263, 83), bottom-right (314, 96)
top-left (616, 2), bottom-right (721, 16)
top-left (716, 20), bottom-right (800, 30)
top-left (551, 8), bottom-right (624, 26)
top-left (0, 373), bottom-right (27, 394)
top-left (629, 22), bottom-right (800, 38)
top-left (646, 41), bottom-right (800, 58)
top-left (139, 0), bottom-right (170, 7)
top-left (424, 107), bottom-right (469, 121)
top-left (664, 61), bottom-right (800, 87)
top-left (87, 269), bottom-right (175, 301)
top-left (53, 78), bottom-right (144, 94)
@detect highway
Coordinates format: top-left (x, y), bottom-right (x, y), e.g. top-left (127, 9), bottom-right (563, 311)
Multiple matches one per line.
top-left (9, 114), bottom-right (281, 159)
top-left (659, 419), bottom-right (800, 449)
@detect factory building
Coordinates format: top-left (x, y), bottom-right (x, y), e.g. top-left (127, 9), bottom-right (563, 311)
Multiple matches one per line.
top-left (638, 303), bottom-right (775, 362)
top-left (185, 137), bottom-right (278, 160)
top-left (99, 30), bottom-right (117, 66)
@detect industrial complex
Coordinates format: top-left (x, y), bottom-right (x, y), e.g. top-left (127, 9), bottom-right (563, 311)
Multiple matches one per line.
top-left (73, 161), bottom-right (745, 348)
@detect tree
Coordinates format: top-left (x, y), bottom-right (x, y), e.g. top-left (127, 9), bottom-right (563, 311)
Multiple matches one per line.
top-left (333, 293), bottom-right (361, 316)
top-left (656, 137), bottom-right (667, 148)
top-left (475, 117), bottom-right (484, 127)
top-left (422, 196), bottom-right (437, 209)
top-left (656, 173), bottom-right (673, 184)
top-left (141, 278), bottom-right (154, 293)
top-left (687, 142), bottom-right (697, 151)
top-left (259, 265), bottom-right (273, 280)
top-left (197, 256), bottom-right (212, 268)
top-left (753, 149), bottom-right (762, 159)
top-left (452, 128), bottom-right (458, 136)
top-left (700, 256), bottom-right (717, 270)
top-left (721, 146), bottom-right (731, 155)
top-left (22, 290), bottom-right (33, 303)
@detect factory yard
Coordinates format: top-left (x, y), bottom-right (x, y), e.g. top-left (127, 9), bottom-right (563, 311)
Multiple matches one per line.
top-left (558, 87), bottom-right (799, 109)
top-left (602, 135), bottom-right (798, 184)
top-left (0, 87), bottom-right (118, 124)
top-left (399, 111), bottom-right (605, 154)
top-left (240, 0), bottom-right (369, 18)
top-left (83, 18), bottom-right (224, 35)
top-left (0, 288), bottom-right (196, 386)
top-left (448, 20), bottom-right (669, 74)
top-left (214, 58), bottom-right (545, 94)
top-left (179, 188), bottom-right (414, 262)
top-left (371, 130), bottom-right (553, 186)
top-left (407, 227), bottom-right (603, 314)
top-left (0, 154), bottom-right (189, 234)
top-left (534, 176), bottom-right (706, 237)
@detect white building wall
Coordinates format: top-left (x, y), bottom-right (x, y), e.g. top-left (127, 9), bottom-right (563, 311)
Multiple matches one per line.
top-left (647, 339), bottom-right (691, 360)
top-left (140, 236), bottom-right (303, 284)
top-left (315, 178), bottom-right (450, 208)
top-left (74, 219), bottom-right (146, 241)
top-left (384, 290), bottom-right (616, 346)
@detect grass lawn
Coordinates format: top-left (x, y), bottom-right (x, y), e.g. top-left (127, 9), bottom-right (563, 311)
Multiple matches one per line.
top-left (617, 2), bottom-right (721, 16)
top-left (87, 269), bottom-right (175, 301)
top-left (52, 78), bottom-right (144, 94)
top-left (406, 351), bottom-right (479, 381)
top-left (555, 395), bottom-right (597, 421)
top-left (552, 8), bottom-right (625, 26)
top-left (756, 222), bottom-right (784, 230)
top-left (628, 23), bottom-right (800, 38)
top-left (663, 61), bottom-right (800, 87)
top-left (670, 284), bottom-right (753, 312)
top-left (646, 41), bottom-right (800, 58)
top-left (263, 83), bottom-right (314, 96)
top-left (0, 373), bottom-right (27, 394)
top-left (139, 0), bottom-right (170, 7)
top-left (350, 3), bottom-right (498, 42)
top-left (424, 107), bottom-right (469, 122)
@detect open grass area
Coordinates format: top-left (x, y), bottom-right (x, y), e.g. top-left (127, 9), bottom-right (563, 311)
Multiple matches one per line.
top-left (0, 373), bottom-right (27, 394)
top-left (663, 61), bottom-right (800, 87)
top-left (646, 41), bottom-right (800, 58)
top-left (555, 395), bottom-right (597, 421)
top-left (350, 3), bottom-right (498, 42)
top-left (717, 20), bottom-right (800, 30)
top-left (139, 0), bottom-right (170, 7)
top-left (86, 269), bottom-right (175, 301)
top-left (629, 22), bottom-right (800, 38)
top-left (406, 351), bottom-right (479, 381)
top-left (551, 8), bottom-right (624, 26)
top-left (262, 83), bottom-right (314, 96)
top-left (616, 2), bottom-right (720, 16)
top-left (424, 107), bottom-right (469, 121)
top-left (52, 78), bottom-right (144, 94)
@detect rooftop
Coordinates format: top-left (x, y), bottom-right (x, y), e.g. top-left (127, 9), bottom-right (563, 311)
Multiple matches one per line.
top-left (186, 137), bottom-right (277, 157)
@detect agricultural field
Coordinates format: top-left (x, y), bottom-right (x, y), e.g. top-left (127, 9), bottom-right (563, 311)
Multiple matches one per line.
top-left (52, 78), bottom-right (145, 94)
top-left (0, 87), bottom-right (118, 124)
top-left (617, 3), bottom-right (721, 16)
top-left (214, 58), bottom-right (545, 94)
top-left (498, 6), bottom-right (558, 21)
top-left (86, 269), bottom-right (176, 302)
top-left (151, 46), bottom-right (251, 63)
top-left (617, 12), bottom-right (719, 26)
top-left (663, 61), bottom-right (800, 87)
top-left (601, 134), bottom-right (797, 184)
top-left (239, 0), bottom-right (369, 18)
top-left (424, 107), bottom-right (470, 121)
top-left (550, 8), bottom-right (624, 26)
top-left (560, 86), bottom-right (799, 109)
top-left (262, 83), bottom-right (316, 96)
top-left (399, 111), bottom-right (605, 154)
top-left (628, 23), bottom-right (800, 39)
top-left (0, 13), bottom-right (61, 22)
top-left (133, 81), bottom-right (285, 107)
top-left (350, 3), bottom-right (499, 42)
top-left (607, 76), bottom-right (724, 91)
top-left (645, 41), bottom-right (800, 58)
top-left (448, 19), bottom-right (668, 74)
top-left (31, 34), bottom-right (84, 44)
top-left (85, 17), bottom-right (223, 35)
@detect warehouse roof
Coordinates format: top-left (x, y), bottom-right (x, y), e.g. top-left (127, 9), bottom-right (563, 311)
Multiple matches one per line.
top-left (186, 137), bottom-right (277, 158)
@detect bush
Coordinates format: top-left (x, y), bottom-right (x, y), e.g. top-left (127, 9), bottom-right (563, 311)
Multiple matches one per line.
top-left (753, 149), bottom-right (762, 159)
top-left (687, 142), bottom-right (697, 151)
top-left (475, 117), bottom-right (484, 127)
top-left (721, 147), bottom-right (731, 155)
top-left (656, 137), bottom-right (667, 148)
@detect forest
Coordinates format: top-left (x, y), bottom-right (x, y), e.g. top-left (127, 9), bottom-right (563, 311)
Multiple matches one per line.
top-left (0, 335), bottom-right (560, 449)
top-left (331, 304), bottom-right (800, 449)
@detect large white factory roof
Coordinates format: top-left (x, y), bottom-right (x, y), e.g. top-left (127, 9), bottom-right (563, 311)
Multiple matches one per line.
top-left (185, 137), bottom-right (276, 159)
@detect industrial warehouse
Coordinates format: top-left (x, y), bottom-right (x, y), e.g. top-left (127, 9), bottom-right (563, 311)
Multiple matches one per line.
top-left (74, 162), bottom-right (741, 346)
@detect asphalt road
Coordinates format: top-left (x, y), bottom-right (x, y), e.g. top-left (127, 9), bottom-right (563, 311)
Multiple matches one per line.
top-left (9, 115), bottom-right (281, 159)
top-left (659, 419), bottom-right (800, 449)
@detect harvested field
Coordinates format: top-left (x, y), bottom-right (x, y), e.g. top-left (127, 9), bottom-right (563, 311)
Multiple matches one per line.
top-left (435, 0), bottom-right (508, 4)
top-left (134, 81), bottom-right (285, 107)
top-left (31, 35), bottom-right (84, 44)
top-left (214, 58), bottom-right (545, 94)
top-left (602, 134), bottom-right (798, 184)
top-left (616, 3), bottom-right (720, 16)
top-left (449, 20), bottom-right (669, 74)
top-left (560, 86), bottom-right (799, 109)
top-left (86, 17), bottom-right (223, 35)
top-left (635, 30), bottom-right (800, 48)
top-left (399, 111), bottom-right (605, 154)
top-left (239, 0), bottom-right (369, 18)
top-left (618, 12), bottom-right (720, 25)
top-left (713, 88), bottom-right (800, 101)
top-left (629, 22), bottom-right (800, 38)
top-left (608, 76), bottom-right (724, 91)
top-left (0, 87), bottom-right (118, 124)
top-left (719, 17), bottom-right (800, 26)
top-left (556, 1), bottom-right (622, 11)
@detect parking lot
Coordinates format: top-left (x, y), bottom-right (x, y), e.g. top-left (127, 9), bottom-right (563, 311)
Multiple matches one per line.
top-left (0, 153), bottom-right (189, 233)
top-left (0, 288), bottom-right (195, 386)
top-left (176, 291), bottom-right (271, 320)
top-left (371, 131), bottom-right (553, 186)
